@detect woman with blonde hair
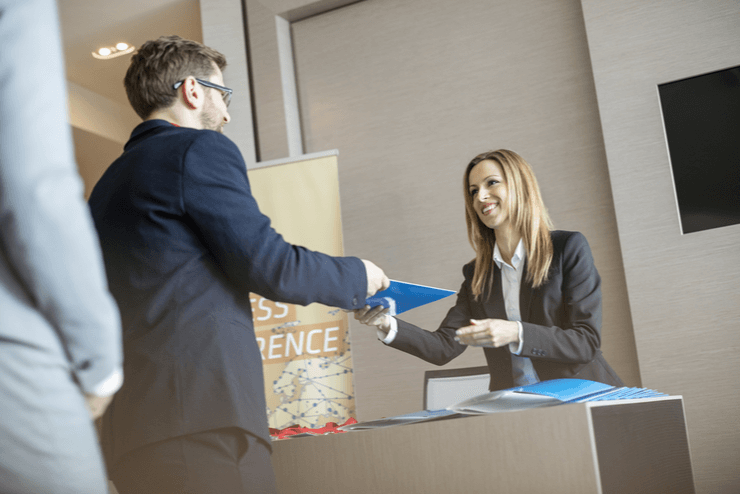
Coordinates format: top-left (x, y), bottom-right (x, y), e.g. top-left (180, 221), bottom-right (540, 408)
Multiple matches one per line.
top-left (355, 149), bottom-right (623, 390)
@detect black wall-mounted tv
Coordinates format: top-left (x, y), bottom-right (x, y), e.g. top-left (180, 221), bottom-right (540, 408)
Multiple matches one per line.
top-left (658, 64), bottom-right (740, 234)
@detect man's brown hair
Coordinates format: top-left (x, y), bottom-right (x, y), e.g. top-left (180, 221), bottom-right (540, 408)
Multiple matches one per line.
top-left (124, 35), bottom-right (227, 119)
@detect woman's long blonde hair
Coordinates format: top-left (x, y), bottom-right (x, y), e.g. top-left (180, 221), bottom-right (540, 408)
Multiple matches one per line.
top-left (463, 150), bottom-right (554, 299)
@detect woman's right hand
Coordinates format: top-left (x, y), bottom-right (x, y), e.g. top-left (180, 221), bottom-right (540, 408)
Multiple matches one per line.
top-left (353, 304), bottom-right (392, 334)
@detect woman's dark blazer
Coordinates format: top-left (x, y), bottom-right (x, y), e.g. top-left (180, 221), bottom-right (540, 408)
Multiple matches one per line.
top-left (389, 230), bottom-right (624, 391)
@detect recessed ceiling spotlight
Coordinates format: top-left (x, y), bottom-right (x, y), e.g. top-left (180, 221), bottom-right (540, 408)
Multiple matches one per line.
top-left (92, 42), bottom-right (135, 60)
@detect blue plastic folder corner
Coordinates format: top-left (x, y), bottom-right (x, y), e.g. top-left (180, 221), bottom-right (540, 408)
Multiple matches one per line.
top-left (365, 280), bottom-right (456, 315)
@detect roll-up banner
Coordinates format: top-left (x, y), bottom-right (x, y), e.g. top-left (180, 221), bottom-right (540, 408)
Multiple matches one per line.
top-left (247, 152), bottom-right (355, 430)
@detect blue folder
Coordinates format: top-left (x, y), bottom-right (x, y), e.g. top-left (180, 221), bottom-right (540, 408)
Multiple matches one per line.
top-left (365, 280), bottom-right (456, 315)
top-left (449, 379), bottom-right (670, 414)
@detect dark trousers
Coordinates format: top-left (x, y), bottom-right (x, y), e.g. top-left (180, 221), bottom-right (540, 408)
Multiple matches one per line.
top-left (109, 428), bottom-right (277, 494)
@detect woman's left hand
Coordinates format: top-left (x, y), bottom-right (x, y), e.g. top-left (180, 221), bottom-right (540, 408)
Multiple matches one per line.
top-left (455, 319), bottom-right (520, 348)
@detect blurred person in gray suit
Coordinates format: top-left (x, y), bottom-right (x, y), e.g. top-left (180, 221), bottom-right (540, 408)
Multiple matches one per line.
top-left (0, 0), bottom-right (123, 492)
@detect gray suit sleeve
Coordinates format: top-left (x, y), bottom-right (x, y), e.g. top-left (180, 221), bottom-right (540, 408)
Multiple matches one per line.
top-left (0, 0), bottom-right (122, 393)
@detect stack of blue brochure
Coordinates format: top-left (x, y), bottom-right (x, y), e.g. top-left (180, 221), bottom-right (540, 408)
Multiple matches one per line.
top-left (339, 379), bottom-right (668, 431)
top-left (448, 378), bottom-right (669, 415)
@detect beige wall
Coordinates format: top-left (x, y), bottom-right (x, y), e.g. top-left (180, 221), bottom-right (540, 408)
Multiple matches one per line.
top-left (67, 82), bottom-right (140, 146)
top-left (67, 83), bottom-right (138, 199)
top-left (580, 1), bottom-right (740, 493)
top-left (72, 127), bottom-right (125, 199)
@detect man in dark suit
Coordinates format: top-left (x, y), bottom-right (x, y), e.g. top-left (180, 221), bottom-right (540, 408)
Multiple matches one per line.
top-left (88, 35), bottom-right (389, 494)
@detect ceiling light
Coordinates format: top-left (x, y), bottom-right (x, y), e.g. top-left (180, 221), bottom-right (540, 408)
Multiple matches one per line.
top-left (92, 42), bottom-right (135, 60)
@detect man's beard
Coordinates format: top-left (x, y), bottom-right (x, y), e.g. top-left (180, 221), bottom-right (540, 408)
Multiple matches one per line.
top-left (200, 97), bottom-right (224, 133)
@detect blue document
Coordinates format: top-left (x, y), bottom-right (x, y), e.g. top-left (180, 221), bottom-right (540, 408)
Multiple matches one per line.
top-left (365, 280), bottom-right (456, 315)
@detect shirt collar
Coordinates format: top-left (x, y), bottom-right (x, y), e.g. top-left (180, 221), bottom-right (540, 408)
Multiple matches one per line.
top-left (493, 238), bottom-right (526, 270)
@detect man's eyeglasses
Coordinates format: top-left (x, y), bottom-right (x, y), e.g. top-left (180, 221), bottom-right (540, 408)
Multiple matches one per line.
top-left (173, 78), bottom-right (232, 107)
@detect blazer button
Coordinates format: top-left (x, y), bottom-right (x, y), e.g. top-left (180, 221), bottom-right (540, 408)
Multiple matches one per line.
top-left (352, 297), bottom-right (358, 306)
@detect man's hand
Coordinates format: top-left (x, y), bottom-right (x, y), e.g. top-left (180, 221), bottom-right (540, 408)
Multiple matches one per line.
top-left (84, 394), bottom-right (113, 420)
top-left (354, 304), bottom-right (392, 334)
top-left (455, 319), bottom-right (519, 348)
top-left (361, 259), bottom-right (390, 298)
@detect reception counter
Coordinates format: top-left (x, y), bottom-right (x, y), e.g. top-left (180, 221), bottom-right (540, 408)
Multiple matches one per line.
top-left (271, 397), bottom-right (694, 494)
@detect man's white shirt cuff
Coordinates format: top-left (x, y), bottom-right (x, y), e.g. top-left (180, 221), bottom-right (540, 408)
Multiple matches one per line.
top-left (90, 367), bottom-right (123, 397)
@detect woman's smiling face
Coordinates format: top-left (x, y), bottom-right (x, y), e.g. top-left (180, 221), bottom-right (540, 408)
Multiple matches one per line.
top-left (468, 159), bottom-right (510, 231)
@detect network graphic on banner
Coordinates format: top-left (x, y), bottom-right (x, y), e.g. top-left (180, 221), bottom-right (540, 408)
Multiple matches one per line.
top-left (268, 345), bottom-right (355, 428)
top-left (252, 296), bottom-right (356, 429)
top-left (254, 281), bottom-right (455, 429)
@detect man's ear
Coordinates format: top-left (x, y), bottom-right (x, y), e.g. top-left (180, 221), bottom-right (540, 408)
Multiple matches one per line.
top-left (181, 77), bottom-right (201, 110)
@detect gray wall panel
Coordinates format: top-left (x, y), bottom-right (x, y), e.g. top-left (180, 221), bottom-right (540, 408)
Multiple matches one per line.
top-left (200, 0), bottom-right (256, 165)
top-left (581, 1), bottom-right (740, 492)
top-left (246, 0), bottom-right (290, 160)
